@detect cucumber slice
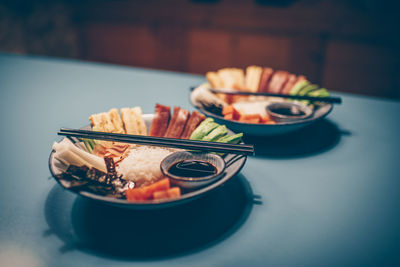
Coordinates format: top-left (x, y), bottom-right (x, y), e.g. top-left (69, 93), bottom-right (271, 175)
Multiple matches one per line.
top-left (202, 125), bottom-right (228, 142)
top-left (190, 118), bottom-right (219, 140)
top-left (216, 133), bottom-right (243, 144)
top-left (290, 80), bottom-right (309, 95)
top-left (308, 88), bottom-right (330, 97)
top-left (298, 84), bottom-right (319, 96)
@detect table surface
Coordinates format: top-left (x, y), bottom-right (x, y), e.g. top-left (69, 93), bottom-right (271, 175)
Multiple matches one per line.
top-left (0, 53), bottom-right (399, 267)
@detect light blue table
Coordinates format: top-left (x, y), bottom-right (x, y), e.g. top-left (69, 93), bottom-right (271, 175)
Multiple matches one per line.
top-left (0, 53), bottom-right (399, 267)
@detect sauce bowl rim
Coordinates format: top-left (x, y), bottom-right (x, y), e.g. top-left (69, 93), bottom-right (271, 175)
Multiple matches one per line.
top-left (160, 151), bottom-right (226, 182)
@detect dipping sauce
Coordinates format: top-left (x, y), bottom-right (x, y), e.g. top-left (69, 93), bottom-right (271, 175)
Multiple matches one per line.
top-left (269, 106), bottom-right (306, 117)
top-left (168, 160), bottom-right (217, 178)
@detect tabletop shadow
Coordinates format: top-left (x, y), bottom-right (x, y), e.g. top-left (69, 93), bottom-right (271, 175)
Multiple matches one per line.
top-left (245, 119), bottom-right (350, 159)
top-left (44, 173), bottom-right (255, 260)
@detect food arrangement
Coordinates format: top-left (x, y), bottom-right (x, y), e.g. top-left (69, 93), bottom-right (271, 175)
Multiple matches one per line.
top-left (51, 104), bottom-right (244, 203)
top-left (193, 66), bottom-right (331, 125)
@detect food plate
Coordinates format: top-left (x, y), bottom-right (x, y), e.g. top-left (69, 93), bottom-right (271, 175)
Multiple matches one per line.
top-left (48, 114), bottom-right (247, 209)
top-left (190, 87), bottom-right (333, 136)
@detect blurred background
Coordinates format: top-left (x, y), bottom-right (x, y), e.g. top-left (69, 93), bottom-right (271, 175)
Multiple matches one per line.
top-left (0, 0), bottom-right (399, 99)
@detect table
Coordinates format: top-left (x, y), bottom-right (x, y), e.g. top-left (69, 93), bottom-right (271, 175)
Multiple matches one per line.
top-left (0, 53), bottom-right (399, 267)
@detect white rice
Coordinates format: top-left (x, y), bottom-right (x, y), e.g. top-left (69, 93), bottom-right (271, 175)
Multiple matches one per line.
top-left (117, 146), bottom-right (174, 186)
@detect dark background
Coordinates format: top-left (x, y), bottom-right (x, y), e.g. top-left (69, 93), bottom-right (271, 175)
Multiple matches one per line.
top-left (1, 0), bottom-right (399, 99)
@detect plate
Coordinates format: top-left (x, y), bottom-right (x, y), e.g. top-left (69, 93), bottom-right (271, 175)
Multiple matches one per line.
top-left (48, 114), bottom-right (247, 209)
top-left (190, 86), bottom-right (333, 136)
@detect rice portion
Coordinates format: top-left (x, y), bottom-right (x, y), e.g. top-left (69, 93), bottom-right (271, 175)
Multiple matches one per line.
top-left (117, 146), bottom-right (174, 187)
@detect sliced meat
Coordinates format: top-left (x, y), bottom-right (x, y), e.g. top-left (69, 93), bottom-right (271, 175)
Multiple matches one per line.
top-left (164, 108), bottom-right (190, 138)
top-left (266, 70), bottom-right (290, 93)
top-left (149, 104), bottom-right (171, 137)
top-left (180, 111), bottom-right (206, 139)
top-left (281, 74), bottom-right (297, 94)
top-left (257, 68), bottom-right (274, 92)
top-left (163, 107), bottom-right (180, 137)
top-left (172, 109), bottom-right (190, 138)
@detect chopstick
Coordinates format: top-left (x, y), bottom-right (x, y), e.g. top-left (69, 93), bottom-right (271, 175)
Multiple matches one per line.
top-left (58, 128), bottom-right (254, 155)
top-left (195, 87), bottom-right (342, 104)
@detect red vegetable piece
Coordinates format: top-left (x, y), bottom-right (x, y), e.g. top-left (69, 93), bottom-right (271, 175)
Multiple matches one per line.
top-left (149, 104), bottom-right (171, 137)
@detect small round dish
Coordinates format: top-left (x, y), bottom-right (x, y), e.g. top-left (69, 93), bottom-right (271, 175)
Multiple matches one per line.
top-left (266, 102), bottom-right (313, 122)
top-left (160, 151), bottom-right (226, 189)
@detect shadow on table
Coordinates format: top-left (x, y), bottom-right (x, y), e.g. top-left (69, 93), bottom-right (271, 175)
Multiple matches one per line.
top-left (44, 173), bottom-right (256, 260)
top-left (245, 119), bottom-right (350, 159)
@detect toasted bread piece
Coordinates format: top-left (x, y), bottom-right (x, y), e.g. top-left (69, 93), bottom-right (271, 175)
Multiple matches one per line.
top-left (89, 112), bottom-right (115, 132)
top-left (120, 107), bottom-right (147, 135)
top-left (217, 68), bottom-right (245, 89)
top-left (206, 72), bottom-right (224, 89)
top-left (108, 108), bottom-right (125, 133)
top-left (245, 66), bottom-right (263, 92)
top-left (102, 113), bottom-right (116, 132)
top-left (131, 107), bottom-right (147, 135)
top-left (89, 113), bottom-right (103, 131)
top-left (206, 70), bottom-right (228, 102)
top-left (216, 68), bottom-right (245, 103)
top-left (120, 108), bottom-right (139, 135)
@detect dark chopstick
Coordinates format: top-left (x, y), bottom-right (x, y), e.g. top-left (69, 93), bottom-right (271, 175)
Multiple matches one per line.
top-left (191, 87), bottom-right (342, 104)
top-left (58, 128), bottom-right (254, 155)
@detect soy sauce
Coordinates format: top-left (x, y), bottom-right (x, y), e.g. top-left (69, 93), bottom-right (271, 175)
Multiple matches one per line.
top-left (168, 160), bottom-right (217, 178)
top-left (270, 106), bottom-right (305, 116)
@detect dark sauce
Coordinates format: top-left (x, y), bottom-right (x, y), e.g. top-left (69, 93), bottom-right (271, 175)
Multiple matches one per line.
top-left (270, 106), bottom-right (305, 117)
top-left (168, 160), bottom-right (217, 178)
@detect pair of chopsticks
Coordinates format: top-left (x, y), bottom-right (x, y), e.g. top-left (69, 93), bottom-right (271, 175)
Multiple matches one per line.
top-left (191, 87), bottom-right (342, 104)
top-left (58, 128), bottom-right (254, 155)
top-left (209, 88), bottom-right (342, 104)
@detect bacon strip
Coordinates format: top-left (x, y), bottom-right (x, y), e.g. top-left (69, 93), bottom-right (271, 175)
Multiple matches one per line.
top-left (164, 107), bottom-right (190, 138)
top-left (257, 68), bottom-right (274, 92)
top-left (163, 107), bottom-right (180, 137)
top-left (149, 104), bottom-right (171, 137)
top-left (180, 111), bottom-right (206, 139)
top-left (266, 70), bottom-right (289, 93)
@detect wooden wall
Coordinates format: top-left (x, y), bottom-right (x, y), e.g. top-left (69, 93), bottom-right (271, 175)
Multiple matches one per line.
top-left (73, 0), bottom-right (400, 99)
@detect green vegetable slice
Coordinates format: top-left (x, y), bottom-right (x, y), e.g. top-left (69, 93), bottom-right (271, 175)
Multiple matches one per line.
top-left (290, 80), bottom-right (309, 95)
top-left (202, 125), bottom-right (228, 142)
top-left (190, 118), bottom-right (219, 140)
